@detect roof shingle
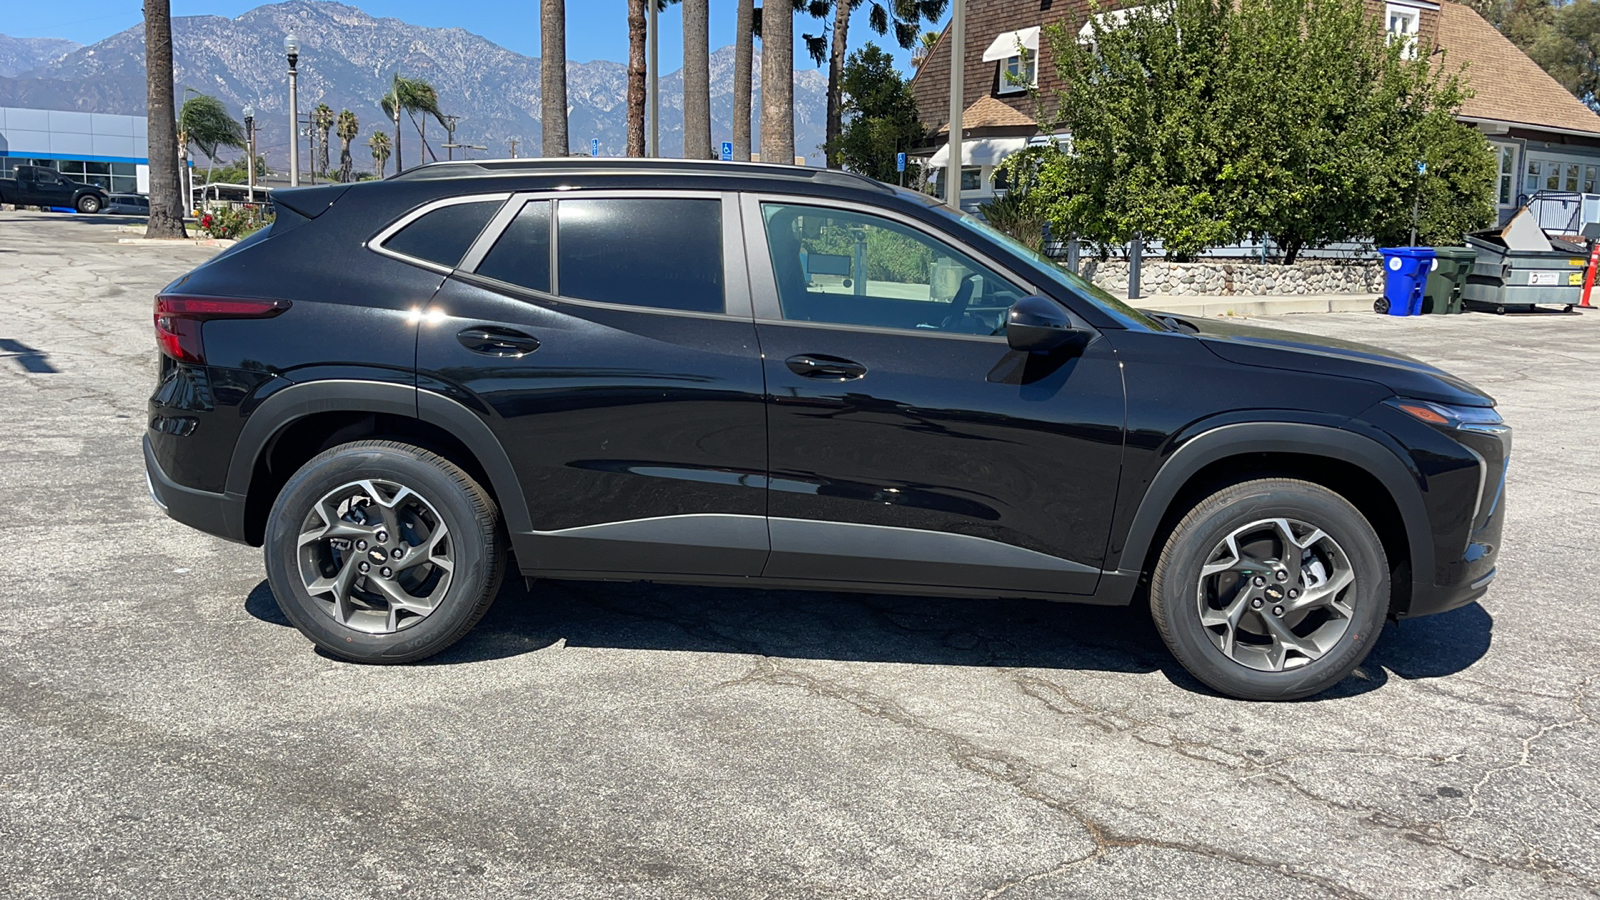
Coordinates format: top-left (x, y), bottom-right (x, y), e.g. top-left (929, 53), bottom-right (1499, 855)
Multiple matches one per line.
top-left (935, 95), bottom-right (1038, 134)
top-left (1441, 1), bottom-right (1600, 136)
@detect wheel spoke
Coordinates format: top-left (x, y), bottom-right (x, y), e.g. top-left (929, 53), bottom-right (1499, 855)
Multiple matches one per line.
top-left (1258, 611), bottom-right (1326, 671)
top-left (1286, 565), bottom-right (1355, 616)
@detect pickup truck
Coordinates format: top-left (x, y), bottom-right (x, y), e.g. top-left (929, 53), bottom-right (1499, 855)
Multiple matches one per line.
top-left (0, 164), bottom-right (111, 213)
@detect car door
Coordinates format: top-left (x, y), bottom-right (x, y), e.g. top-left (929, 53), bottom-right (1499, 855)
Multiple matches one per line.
top-left (742, 195), bottom-right (1126, 596)
top-left (412, 189), bottom-right (770, 577)
top-left (30, 168), bottom-right (70, 207)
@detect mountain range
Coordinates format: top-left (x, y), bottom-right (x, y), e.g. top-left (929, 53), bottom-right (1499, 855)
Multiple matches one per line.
top-left (0, 0), bottom-right (829, 171)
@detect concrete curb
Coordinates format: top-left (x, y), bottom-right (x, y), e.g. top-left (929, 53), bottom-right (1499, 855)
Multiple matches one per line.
top-left (1130, 293), bottom-right (1378, 317)
top-left (115, 237), bottom-right (236, 248)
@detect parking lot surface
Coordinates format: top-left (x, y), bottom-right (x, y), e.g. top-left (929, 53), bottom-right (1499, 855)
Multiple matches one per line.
top-left (2, 212), bottom-right (1598, 899)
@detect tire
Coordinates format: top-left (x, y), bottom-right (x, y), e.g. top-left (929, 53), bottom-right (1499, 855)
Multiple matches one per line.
top-left (1149, 478), bottom-right (1389, 701)
top-left (76, 194), bottom-right (101, 214)
top-left (264, 440), bottom-right (506, 663)
top-left (1373, 298), bottom-right (1389, 314)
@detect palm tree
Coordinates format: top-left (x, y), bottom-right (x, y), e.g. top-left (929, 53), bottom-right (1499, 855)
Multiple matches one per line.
top-left (312, 103), bottom-right (334, 180)
top-left (761, 0), bottom-right (795, 164)
top-left (178, 92), bottom-right (245, 188)
top-left (143, 0), bottom-right (184, 237)
top-left (627, 0), bottom-right (647, 156)
top-left (683, 0), bottom-right (711, 159)
top-left (336, 110), bottom-right (358, 182)
top-left (542, 0), bottom-right (569, 156)
top-left (369, 130), bottom-right (391, 178)
top-left (823, 1), bottom-right (947, 169)
top-left (733, 0), bottom-right (754, 162)
top-left (380, 74), bottom-right (446, 173)
top-left (912, 29), bottom-right (939, 68)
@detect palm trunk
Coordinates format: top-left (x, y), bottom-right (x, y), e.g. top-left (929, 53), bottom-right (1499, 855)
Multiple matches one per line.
top-left (733, 0), bottom-right (753, 162)
top-left (542, 0), bottom-right (569, 157)
top-left (339, 139), bottom-right (353, 182)
top-left (626, 0), bottom-right (647, 157)
top-left (393, 105), bottom-right (403, 174)
top-left (683, 0), bottom-right (711, 159)
top-left (760, 0), bottom-right (794, 164)
top-left (142, 0), bottom-right (185, 237)
top-left (824, 0), bottom-right (851, 169)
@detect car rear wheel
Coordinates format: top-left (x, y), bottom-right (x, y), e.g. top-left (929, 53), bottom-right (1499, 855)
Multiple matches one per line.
top-left (264, 440), bottom-right (505, 663)
top-left (1149, 478), bottom-right (1389, 701)
top-left (75, 194), bottom-right (101, 214)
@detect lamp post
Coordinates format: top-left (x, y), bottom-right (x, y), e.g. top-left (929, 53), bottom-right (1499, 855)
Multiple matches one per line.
top-left (243, 106), bottom-right (256, 203)
top-left (285, 34), bottom-right (300, 187)
top-left (180, 86), bottom-right (200, 217)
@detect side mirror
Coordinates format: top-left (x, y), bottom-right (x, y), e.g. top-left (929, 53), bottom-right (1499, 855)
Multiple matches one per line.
top-left (1006, 295), bottom-right (1087, 353)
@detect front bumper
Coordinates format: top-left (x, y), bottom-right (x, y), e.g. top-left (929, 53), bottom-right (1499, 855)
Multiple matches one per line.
top-left (1403, 567), bottom-right (1497, 619)
top-left (143, 434), bottom-right (251, 544)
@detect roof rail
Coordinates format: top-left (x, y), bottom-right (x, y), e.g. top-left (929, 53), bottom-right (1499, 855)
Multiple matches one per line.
top-left (389, 157), bottom-right (892, 193)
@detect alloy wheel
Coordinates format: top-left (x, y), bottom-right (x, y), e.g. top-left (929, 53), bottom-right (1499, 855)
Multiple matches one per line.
top-left (296, 478), bottom-right (454, 634)
top-left (1195, 517), bottom-right (1356, 673)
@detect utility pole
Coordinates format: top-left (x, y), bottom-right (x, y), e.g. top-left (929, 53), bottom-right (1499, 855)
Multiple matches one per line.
top-left (509, 137), bottom-right (520, 158)
top-left (285, 34), bottom-right (300, 187)
top-left (649, 0), bottom-right (659, 157)
top-left (243, 106), bottom-right (255, 203)
top-left (946, 0), bottom-right (965, 209)
top-left (443, 115), bottom-right (460, 160)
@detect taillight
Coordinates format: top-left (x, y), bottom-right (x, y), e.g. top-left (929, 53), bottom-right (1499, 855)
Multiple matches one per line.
top-left (153, 295), bottom-right (291, 364)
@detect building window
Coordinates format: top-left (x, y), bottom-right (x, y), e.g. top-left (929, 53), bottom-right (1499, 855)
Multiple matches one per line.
top-left (1386, 4), bottom-right (1419, 59)
top-left (999, 53), bottom-right (1038, 94)
top-left (1586, 166), bottom-right (1596, 194)
top-left (1496, 145), bottom-right (1516, 206)
top-left (1566, 163), bottom-right (1581, 192)
top-left (1525, 159), bottom-right (1542, 196)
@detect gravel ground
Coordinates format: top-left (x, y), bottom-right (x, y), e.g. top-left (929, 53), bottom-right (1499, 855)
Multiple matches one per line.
top-left (1, 212), bottom-right (1597, 899)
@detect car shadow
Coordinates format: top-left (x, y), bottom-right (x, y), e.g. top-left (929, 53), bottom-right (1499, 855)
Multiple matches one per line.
top-left (243, 578), bottom-right (1497, 698)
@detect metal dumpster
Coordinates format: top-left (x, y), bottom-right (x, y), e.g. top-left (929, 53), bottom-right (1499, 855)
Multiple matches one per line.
top-left (1422, 246), bottom-right (1475, 314)
top-left (1462, 213), bottom-right (1588, 313)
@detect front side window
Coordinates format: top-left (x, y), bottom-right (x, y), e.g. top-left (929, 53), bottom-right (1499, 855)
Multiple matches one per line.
top-left (382, 199), bottom-right (501, 269)
top-left (556, 197), bottom-right (724, 313)
top-left (760, 202), bottom-right (1023, 336)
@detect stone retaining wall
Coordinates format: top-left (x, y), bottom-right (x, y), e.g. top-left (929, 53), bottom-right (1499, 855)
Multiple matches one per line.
top-left (1079, 258), bottom-right (1383, 296)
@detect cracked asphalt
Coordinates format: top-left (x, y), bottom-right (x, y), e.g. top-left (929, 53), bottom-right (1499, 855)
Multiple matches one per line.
top-left (1, 212), bottom-right (1598, 899)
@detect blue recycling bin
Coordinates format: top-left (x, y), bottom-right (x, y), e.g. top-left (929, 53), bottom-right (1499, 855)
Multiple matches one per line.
top-left (1378, 247), bottom-right (1436, 316)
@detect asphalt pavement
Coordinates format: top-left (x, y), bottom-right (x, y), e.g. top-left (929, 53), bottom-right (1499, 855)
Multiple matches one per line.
top-left (2, 212), bottom-right (1597, 899)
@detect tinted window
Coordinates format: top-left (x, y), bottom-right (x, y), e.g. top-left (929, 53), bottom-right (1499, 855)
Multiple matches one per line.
top-left (760, 203), bottom-right (1022, 335)
top-left (557, 198), bottom-right (723, 312)
top-left (383, 199), bottom-right (499, 269)
top-left (475, 200), bottom-right (552, 293)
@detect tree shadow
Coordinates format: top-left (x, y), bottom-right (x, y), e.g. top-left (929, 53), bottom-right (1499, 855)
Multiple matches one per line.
top-left (245, 575), bottom-right (1495, 699)
top-left (0, 339), bottom-right (58, 373)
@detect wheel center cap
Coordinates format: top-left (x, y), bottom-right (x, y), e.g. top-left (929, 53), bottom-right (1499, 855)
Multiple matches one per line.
top-left (368, 548), bottom-right (388, 564)
top-left (1264, 584), bottom-right (1285, 602)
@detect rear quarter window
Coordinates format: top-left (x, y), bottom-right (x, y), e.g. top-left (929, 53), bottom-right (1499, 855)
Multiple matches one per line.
top-left (380, 198), bottom-right (501, 269)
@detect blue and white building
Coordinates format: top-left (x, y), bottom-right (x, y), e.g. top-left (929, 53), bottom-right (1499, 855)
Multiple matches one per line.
top-left (0, 106), bottom-right (150, 195)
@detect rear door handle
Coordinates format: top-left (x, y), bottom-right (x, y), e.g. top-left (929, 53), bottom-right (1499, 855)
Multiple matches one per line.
top-left (785, 354), bottom-right (867, 380)
top-left (457, 326), bottom-right (541, 357)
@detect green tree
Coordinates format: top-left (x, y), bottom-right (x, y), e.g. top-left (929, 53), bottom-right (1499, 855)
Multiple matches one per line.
top-left (380, 74), bottom-right (445, 173)
top-left (178, 92), bottom-right (246, 187)
top-left (828, 43), bottom-right (924, 183)
top-left (818, 0), bottom-right (948, 169)
top-left (369, 130), bottom-right (391, 178)
top-left (205, 154), bottom-right (271, 184)
top-left (1526, 0), bottom-right (1600, 109)
top-left (336, 110), bottom-right (359, 183)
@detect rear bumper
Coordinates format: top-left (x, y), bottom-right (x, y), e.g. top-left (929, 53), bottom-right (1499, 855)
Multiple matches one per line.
top-left (1401, 568), bottom-right (1496, 619)
top-left (143, 434), bottom-right (251, 544)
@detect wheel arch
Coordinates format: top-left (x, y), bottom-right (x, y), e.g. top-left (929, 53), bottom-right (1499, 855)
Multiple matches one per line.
top-left (1115, 423), bottom-right (1432, 610)
top-left (227, 380), bottom-right (531, 546)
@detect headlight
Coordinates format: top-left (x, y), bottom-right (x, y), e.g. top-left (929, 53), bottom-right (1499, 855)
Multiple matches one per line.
top-left (1387, 398), bottom-right (1509, 435)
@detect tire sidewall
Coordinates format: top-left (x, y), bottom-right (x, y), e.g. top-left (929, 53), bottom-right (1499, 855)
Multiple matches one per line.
top-left (77, 195), bottom-right (101, 214)
top-left (264, 445), bottom-right (493, 662)
top-left (1156, 484), bottom-right (1389, 701)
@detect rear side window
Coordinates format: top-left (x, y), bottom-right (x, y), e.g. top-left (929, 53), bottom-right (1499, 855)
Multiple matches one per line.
top-left (557, 197), bottom-right (723, 312)
top-left (382, 199), bottom-right (499, 269)
top-left (475, 201), bottom-right (552, 293)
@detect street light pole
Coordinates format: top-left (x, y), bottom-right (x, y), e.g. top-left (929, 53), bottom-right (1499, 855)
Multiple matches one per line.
top-left (946, 0), bottom-right (965, 209)
top-left (285, 34), bottom-right (300, 187)
top-left (243, 106), bottom-right (256, 203)
top-left (648, 0), bottom-right (659, 157)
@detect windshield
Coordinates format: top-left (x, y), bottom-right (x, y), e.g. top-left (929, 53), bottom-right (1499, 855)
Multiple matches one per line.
top-left (939, 207), bottom-right (1164, 331)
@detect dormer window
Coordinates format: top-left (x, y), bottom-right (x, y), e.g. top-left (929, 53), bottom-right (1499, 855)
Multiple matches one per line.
top-left (982, 27), bottom-right (1041, 94)
top-left (1386, 3), bottom-right (1420, 59)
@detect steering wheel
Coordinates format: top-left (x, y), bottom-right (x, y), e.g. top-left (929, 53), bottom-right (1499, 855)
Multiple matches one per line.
top-left (940, 275), bottom-right (977, 331)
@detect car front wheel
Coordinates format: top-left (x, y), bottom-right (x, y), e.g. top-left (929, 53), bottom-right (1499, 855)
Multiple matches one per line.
top-left (1149, 478), bottom-right (1389, 701)
top-left (76, 194), bottom-right (101, 214)
top-left (264, 440), bottom-right (505, 663)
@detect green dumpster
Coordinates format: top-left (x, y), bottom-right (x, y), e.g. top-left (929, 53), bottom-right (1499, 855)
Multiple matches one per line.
top-left (1422, 246), bottom-right (1475, 314)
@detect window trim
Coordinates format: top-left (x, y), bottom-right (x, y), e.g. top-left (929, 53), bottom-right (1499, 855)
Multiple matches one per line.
top-left (1385, 3), bottom-right (1421, 60)
top-left (737, 193), bottom-right (1037, 343)
top-left (997, 53), bottom-right (1038, 95)
top-left (458, 188), bottom-right (752, 321)
top-left (367, 193), bottom-right (513, 274)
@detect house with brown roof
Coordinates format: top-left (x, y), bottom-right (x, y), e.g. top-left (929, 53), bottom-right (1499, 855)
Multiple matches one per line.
top-left (910, 0), bottom-right (1600, 221)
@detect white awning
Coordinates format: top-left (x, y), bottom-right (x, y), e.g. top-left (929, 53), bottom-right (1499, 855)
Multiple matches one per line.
top-left (981, 27), bottom-right (1040, 62)
top-left (926, 137), bottom-right (1029, 169)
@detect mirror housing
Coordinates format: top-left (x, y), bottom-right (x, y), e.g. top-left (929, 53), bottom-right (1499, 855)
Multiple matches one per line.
top-left (1006, 295), bottom-right (1088, 353)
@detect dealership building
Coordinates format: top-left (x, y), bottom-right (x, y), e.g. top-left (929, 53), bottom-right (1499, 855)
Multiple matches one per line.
top-left (0, 106), bottom-right (150, 195)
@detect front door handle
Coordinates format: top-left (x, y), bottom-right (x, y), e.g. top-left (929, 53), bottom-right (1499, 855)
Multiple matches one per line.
top-left (785, 354), bottom-right (867, 380)
top-left (457, 326), bottom-right (541, 357)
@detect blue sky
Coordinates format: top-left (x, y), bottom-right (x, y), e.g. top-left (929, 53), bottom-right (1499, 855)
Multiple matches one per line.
top-left (10, 0), bottom-right (946, 77)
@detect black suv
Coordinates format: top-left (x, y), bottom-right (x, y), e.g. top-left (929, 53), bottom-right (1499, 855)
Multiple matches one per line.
top-left (145, 160), bottom-right (1509, 700)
